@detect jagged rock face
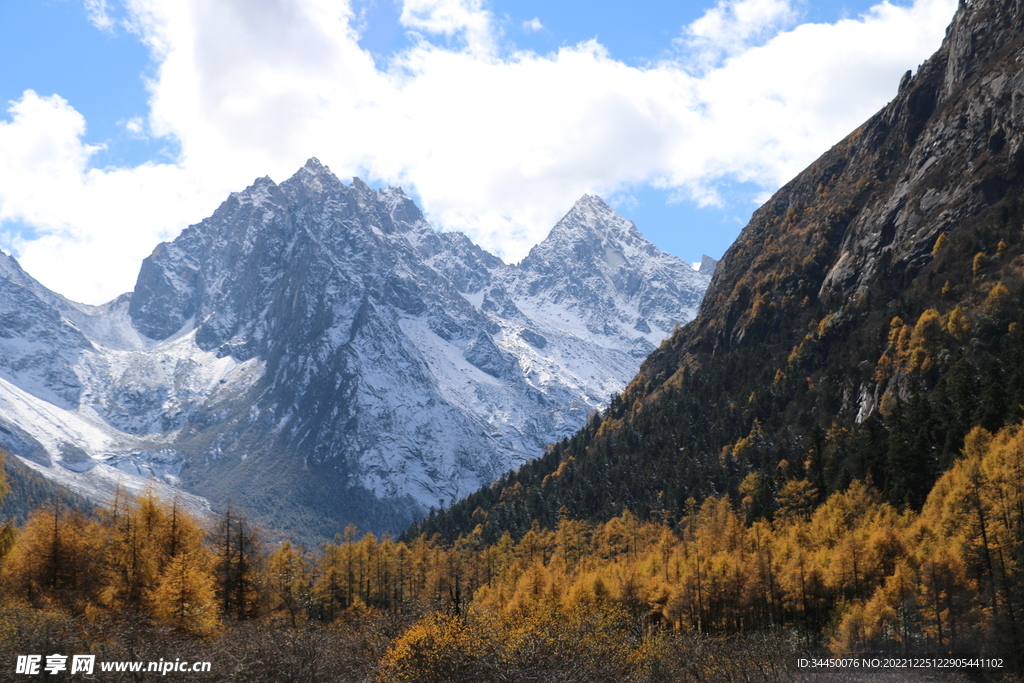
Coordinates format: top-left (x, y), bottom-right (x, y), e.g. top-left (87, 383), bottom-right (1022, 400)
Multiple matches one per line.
top-left (409, 0), bottom-right (1024, 543)
top-left (698, 255), bottom-right (718, 275)
top-left (665, 0), bottom-right (1024, 365)
top-left (513, 195), bottom-right (705, 358)
top-left (0, 160), bottom-right (709, 538)
top-left (0, 253), bottom-right (90, 409)
top-left (0, 259), bottom-right (214, 515)
top-left (616, 0), bottom-right (1024, 438)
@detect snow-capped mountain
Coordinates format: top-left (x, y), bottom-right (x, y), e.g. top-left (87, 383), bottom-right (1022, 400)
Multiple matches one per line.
top-left (0, 159), bottom-right (710, 537)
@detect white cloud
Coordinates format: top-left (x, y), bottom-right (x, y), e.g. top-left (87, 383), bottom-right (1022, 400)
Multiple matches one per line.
top-left (670, 0), bottom-right (959, 192)
top-left (122, 116), bottom-right (146, 137)
top-left (400, 0), bottom-right (496, 55)
top-left (84, 0), bottom-right (116, 32)
top-left (0, 92), bottom-right (219, 303)
top-left (523, 17), bottom-right (543, 32)
top-left (682, 0), bottom-right (799, 70)
top-left (0, 0), bottom-right (958, 304)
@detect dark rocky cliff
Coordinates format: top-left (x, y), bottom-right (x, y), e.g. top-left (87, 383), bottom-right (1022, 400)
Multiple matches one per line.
top-left (412, 0), bottom-right (1024, 540)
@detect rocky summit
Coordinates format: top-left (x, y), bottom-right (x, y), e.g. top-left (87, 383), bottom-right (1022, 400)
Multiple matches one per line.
top-left (0, 161), bottom-right (709, 537)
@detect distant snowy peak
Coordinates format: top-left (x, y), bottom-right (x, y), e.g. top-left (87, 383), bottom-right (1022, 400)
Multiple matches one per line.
top-left (520, 194), bottom-right (647, 268)
top-left (0, 250), bottom-right (84, 319)
top-left (509, 193), bottom-right (710, 351)
top-left (286, 158), bottom-right (429, 238)
top-left (520, 193), bottom-right (701, 285)
top-left (127, 159), bottom-right (433, 346)
top-left (0, 250), bottom-right (42, 296)
top-left (0, 159), bottom-right (713, 538)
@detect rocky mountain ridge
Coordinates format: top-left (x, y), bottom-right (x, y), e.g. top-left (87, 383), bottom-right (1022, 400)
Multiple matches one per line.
top-left (410, 0), bottom-right (1024, 541)
top-left (0, 162), bottom-right (710, 537)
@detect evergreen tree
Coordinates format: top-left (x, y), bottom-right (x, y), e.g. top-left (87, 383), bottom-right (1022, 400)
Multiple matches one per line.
top-left (148, 550), bottom-right (221, 636)
top-left (212, 506), bottom-right (263, 620)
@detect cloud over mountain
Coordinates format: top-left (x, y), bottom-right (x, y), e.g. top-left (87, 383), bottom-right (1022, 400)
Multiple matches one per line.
top-left (0, 0), bottom-right (956, 304)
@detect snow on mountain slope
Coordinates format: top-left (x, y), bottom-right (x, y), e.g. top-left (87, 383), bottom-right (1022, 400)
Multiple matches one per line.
top-left (508, 194), bottom-right (706, 353)
top-left (0, 252), bottom-right (92, 409)
top-left (0, 160), bottom-right (710, 537)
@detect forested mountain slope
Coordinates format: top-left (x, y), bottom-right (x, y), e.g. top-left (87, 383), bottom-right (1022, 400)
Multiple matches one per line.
top-left (411, 0), bottom-right (1024, 542)
top-left (6, 2), bottom-right (1024, 672)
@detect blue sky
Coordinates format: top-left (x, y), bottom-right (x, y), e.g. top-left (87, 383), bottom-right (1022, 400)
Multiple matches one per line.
top-left (0, 0), bottom-right (957, 303)
top-left (0, 0), bottom-right (152, 167)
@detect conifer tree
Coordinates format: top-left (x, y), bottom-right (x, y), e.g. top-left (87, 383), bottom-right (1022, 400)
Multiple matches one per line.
top-left (2, 502), bottom-right (105, 605)
top-left (212, 505), bottom-right (263, 620)
top-left (0, 458), bottom-right (13, 560)
top-left (148, 549), bottom-right (220, 636)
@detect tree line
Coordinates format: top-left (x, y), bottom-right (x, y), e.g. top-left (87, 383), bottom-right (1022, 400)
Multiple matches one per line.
top-left (1, 420), bottom-right (1021, 679)
top-left (408, 192), bottom-right (1024, 547)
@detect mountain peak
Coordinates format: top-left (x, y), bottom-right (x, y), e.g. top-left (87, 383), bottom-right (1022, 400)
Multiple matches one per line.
top-left (350, 176), bottom-right (376, 200)
top-left (288, 157), bottom-right (340, 192)
top-left (2, 159), bottom-right (711, 539)
top-left (530, 194), bottom-right (644, 260)
top-left (0, 247), bottom-right (24, 279)
top-left (514, 193), bottom-right (710, 352)
top-left (303, 157), bottom-right (328, 173)
top-left (569, 193), bottom-right (617, 219)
